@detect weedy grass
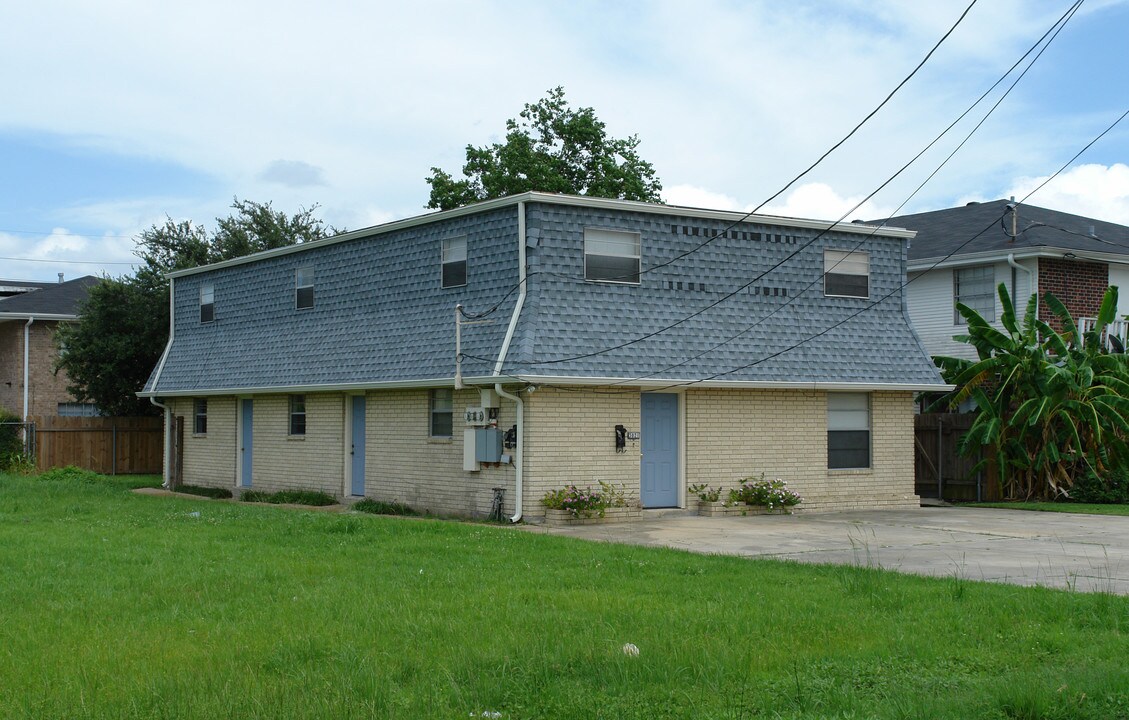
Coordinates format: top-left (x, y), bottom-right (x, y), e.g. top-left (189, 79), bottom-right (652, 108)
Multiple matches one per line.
top-left (241, 488), bottom-right (338, 506)
top-left (353, 498), bottom-right (420, 516)
top-left (2, 470), bottom-right (1129, 719)
top-left (970, 501), bottom-right (1129, 517)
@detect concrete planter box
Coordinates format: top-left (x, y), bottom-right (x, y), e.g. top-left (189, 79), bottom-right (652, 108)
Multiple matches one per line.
top-left (697, 501), bottom-right (798, 517)
top-left (543, 506), bottom-right (641, 526)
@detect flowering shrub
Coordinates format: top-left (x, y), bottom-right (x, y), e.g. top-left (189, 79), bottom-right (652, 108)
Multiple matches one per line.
top-left (541, 480), bottom-right (629, 518)
top-left (688, 483), bottom-right (723, 502)
top-left (728, 474), bottom-right (802, 511)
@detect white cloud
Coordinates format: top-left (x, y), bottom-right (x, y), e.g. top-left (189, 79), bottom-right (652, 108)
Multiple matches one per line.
top-left (258, 160), bottom-right (327, 188)
top-left (1001, 163), bottom-right (1129, 224)
top-left (2, 0), bottom-right (1127, 279)
top-left (663, 185), bottom-right (746, 212)
top-left (762, 183), bottom-right (896, 223)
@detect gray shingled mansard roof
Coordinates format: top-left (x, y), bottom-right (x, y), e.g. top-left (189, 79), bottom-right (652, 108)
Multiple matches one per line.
top-left (876, 199), bottom-right (1129, 269)
top-left (143, 193), bottom-right (947, 396)
top-left (0, 276), bottom-right (100, 318)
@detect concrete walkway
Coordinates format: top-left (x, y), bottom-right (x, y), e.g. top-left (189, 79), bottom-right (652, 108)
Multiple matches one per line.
top-left (526, 507), bottom-right (1129, 594)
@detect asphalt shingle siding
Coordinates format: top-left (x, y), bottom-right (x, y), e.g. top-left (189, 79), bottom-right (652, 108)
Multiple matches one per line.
top-left (150, 208), bottom-right (519, 393)
top-left (507, 203), bottom-right (940, 385)
top-left (147, 196), bottom-right (944, 393)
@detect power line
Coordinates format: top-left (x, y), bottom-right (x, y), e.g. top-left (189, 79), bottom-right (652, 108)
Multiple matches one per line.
top-left (458, 0), bottom-right (982, 311)
top-left (491, 0), bottom-right (1082, 373)
top-left (506, 104), bottom-right (1128, 395)
top-left (0, 255), bottom-right (138, 266)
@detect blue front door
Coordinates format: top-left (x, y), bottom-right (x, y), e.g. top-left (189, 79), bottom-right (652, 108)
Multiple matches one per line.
top-left (350, 396), bottom-right (366, 496)
top-left (640, 393), bottom-right (679, 508)
top-left (240, 399), bottom-right (253, 488)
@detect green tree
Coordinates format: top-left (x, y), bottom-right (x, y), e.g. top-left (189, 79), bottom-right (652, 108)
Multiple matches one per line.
top-left (56, 199), bottom-right (335, 416)
top-left (426, 86), bottom-right (663, 210)
top-left (935, 283), bottom-right (1129, 500)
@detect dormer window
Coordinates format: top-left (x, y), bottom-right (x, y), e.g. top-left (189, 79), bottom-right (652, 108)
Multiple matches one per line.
top-left (585, 228), bottom-right (640, 283)
top-left (824, 249), bottom-right (869, 298)
top-left (442, 236), bottom-right (467, 288)
top-left (200, 284), bottom-right (215, 323)
top-left (295, 268), bottom-right (314, 309)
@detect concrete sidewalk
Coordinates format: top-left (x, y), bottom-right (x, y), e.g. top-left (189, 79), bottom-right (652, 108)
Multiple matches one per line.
top-left (526, 507), bottom-right (1129, 594)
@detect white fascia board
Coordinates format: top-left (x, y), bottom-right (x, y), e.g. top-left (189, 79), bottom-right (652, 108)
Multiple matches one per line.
top-left (909, 246), bottom-right (1129, 272)
top-left (0, 312), bottom-right (78, 321)
top-left (168, 192), bottom-right (914, 280)
top-left (137, 376), bottom-right (477, 398)
top-left (506, 374), bottom-right (952, 392)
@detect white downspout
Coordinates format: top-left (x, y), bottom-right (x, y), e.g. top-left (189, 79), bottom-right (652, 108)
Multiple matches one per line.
top-left (494, 201), bottom-right (527, 522)
top-left (1007, 253), bottom-right (1035, 308)
top-left (149, 279), bottom-right (176, 488)
top-left (23, 317), bottom-right (34, 421)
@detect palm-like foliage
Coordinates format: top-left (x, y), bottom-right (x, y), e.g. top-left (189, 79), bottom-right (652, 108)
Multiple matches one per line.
top-left (934, 284), bottom-right (1129, 500)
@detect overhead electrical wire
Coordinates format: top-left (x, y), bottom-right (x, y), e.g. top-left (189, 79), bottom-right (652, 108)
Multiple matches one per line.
top-left (474, 0), bottom-right (1084, 374)
top-left (458, 0), bottom-right (982, 319)
top-left (497, 104), bottom-right (1129, 395)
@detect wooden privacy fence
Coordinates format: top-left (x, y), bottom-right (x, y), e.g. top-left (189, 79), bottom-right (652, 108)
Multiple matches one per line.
top-left (913, 413), bottom-right (996, 502)
top-left (31, 415), bottom-right (163, 475)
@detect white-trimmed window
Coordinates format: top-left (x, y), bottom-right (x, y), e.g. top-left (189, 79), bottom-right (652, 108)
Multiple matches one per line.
top-left (194, 399), bottom-right (208, 435)
top-left (442, 236), bottom-right (467, 288)
top-left (289, 395), bottom-right (306, 436)
top-left (295, 268), bottom-right (314, 309)
top-left (200, 284), bottom-right (215, 323)
top-left (824, 250), bottom-right (869, 298)
top-left (585, 228), bottom-right (641, 283)
top-left (828, 393), bottom-right (870, 469)
top-left (954, 265), bottom-right (995, 324)
top-left (429, 389), bottom-right (453, 437)
top-left (57, 402), bottom-right (100, 417)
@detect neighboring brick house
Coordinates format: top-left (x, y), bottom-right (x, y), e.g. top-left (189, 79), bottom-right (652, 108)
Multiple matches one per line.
top-left (876, 200), bottom-right (1129, 361)
top-left (0, 276), bottom-right (101, 419)
top-left (140, 193), bottom-right (947, 520)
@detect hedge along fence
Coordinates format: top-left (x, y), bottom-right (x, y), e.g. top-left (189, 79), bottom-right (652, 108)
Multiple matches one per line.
top-left (29, 415), bottom-right (163, 475)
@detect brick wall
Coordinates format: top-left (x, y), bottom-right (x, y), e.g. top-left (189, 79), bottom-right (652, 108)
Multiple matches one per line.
top-left (685, 389), bottom-right (918, 512)
top-left (170, 397), bottom-right (238, 487)
top-left (363, 388), bottom-right (517, 517)
top-left (245, 394), bottom-right (345, 494)
top-left (524, 387), bottom-right (642, 519)
top-left (0, 320), bottom-right (79, 418)
top-left (172, 388), bottom-right (519, 517)
top-left (172, 386), bottom-right (918, 517)
top-left (1038, 257), bottom-right (1108, 329)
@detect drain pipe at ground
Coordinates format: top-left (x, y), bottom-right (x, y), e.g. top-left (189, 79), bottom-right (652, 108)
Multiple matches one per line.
top-left (22, 317), bottom-right (34, 421)
top-left (493, 201), bottom-right (527, 522)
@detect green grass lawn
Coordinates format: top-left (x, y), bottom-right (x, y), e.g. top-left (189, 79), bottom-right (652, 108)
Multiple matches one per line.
top-left (2, 470), bottom-right (1129, 719)
top-left (970, 502), bottom-right (1129, 517)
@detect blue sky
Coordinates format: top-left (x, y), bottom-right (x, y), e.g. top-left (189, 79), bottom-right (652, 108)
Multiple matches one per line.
top-left (2, 0), bottom-right (1127, 282)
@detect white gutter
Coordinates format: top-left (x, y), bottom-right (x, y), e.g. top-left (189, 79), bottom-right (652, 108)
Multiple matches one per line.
top-left (1007, 253), bottom-right (1035, 306)
top-left (147, 279), bottom-right (176, 488)
top-left (150, 397), bottom-right (172, 488)
top-left (22, 317), bottom-right (33, 421)
top-left (494, 201), bottom-right (528, 523)
top-left (507, 375), bottom-right (954, 392)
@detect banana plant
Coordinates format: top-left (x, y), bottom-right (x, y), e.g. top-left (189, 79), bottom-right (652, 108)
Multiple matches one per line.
top-left (933, 284), bottom-right (1129, 500)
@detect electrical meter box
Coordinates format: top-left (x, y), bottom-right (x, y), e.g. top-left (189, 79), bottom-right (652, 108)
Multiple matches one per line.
top-left (476, 428), bottom-right (504, 463)
top-left (463, 427), bottom-right (504, 470)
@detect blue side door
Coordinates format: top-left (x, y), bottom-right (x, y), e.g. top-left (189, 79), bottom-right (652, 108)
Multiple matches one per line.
top-left (640, 393), bottom-right (679, 508)
top-left (240, 399), bottom-right (253, 488)
top-left (350, 395), bottom-right (366, 496)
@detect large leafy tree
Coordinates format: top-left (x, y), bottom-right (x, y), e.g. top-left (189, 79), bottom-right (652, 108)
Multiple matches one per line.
top-left (56, 199), bottom-right (335, 416)
top-left (935, 283), bottom-right (1129, 500)
top-left (426, 86), bottom-right (663, 210)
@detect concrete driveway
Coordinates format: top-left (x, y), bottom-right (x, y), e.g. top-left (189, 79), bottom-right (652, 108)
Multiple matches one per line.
top-left (527, 507), bottom-right (1129, 594)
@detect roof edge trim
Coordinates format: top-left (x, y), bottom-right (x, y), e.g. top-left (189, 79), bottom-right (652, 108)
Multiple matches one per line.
top-left (167, 192), bottom-right (915, 279)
